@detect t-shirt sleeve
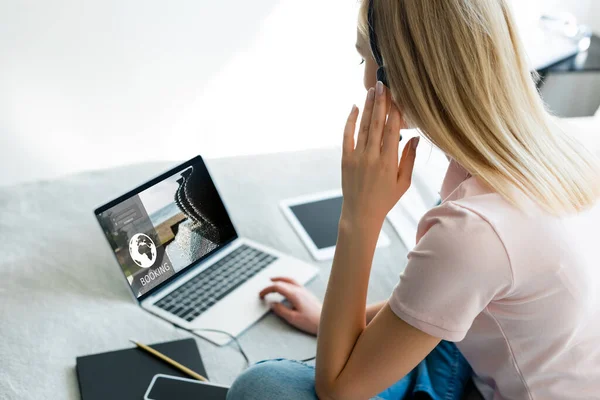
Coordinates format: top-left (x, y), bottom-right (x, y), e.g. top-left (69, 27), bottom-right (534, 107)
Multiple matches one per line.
top-left (388, 201), bottom-right (513, 342)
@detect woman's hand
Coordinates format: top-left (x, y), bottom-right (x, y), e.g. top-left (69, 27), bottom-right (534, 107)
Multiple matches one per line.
top-left (259, 277), bottom-right (322, 335)
top-left (341, 82), bottom-right (419, 229)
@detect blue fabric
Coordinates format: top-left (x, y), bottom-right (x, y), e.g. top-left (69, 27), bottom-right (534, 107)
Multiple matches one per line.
top-left (227, 340), bottom-right (473, 400)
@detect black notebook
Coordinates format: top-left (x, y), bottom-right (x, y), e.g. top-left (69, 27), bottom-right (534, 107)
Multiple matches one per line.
top-left (76, 338), bottom-right (207, 400)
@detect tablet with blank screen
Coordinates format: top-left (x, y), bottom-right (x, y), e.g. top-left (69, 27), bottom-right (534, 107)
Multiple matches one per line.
top-left (280, 190), bottom-right (390, 261)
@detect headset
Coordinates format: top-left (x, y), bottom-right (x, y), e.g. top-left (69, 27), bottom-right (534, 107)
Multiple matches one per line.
top-left (369, 0), bottom-right (405, 141)
top-left (367, 0), bottom-right (388, 86)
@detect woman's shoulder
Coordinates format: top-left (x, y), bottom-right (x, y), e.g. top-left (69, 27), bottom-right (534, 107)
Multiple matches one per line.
top-left (416, 195), bottom-right (505, 248)
top-left (418, 176), bottom-right (510, 241)
top-left (433, 175), bottom-right (539, 232)
top-left (415, 178), bottom-right (517, 275)
top-left (417, 177), bottom-right (600, 286)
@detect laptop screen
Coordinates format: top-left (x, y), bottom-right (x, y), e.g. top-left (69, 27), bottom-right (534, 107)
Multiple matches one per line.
top-left (95, 157), bottom-right (237, 299)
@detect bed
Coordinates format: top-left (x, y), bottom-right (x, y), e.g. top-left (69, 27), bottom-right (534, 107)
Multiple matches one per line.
top-left (0, 116), bottom-right (597, 399)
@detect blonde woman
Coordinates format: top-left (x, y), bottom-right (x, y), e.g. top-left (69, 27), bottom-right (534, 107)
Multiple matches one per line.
top-left (227, 0), bottom-right (600, 399)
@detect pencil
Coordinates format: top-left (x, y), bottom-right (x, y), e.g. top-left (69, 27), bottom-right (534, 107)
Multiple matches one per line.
top-left (130, 339), bottom-right (208, 382)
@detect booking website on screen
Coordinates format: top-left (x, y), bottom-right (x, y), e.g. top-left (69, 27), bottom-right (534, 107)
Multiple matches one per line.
top-left (96, 161), bottom-right (236, 297)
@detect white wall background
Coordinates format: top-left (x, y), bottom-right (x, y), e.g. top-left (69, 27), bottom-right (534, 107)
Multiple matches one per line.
top-left (0, 0), bottom-right (364, 186)
top-left (0, 0), bottom-right (598, 187)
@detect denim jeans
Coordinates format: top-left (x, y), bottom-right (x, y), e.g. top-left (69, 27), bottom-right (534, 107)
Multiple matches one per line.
top-left (227, 340), bottom-right (473, 400)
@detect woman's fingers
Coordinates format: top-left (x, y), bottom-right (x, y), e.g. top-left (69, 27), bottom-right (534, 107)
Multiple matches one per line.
top-left (381, 103), bottom-right (402, 160)
top-left (259, 282), bottom-right (296, 301)
top-left (343, 105), bottom-right (359, 156)
top-left (366, 81), bottom-right (389, 155)
top-left (355, 87), bottom-right (376, 152)
top-left (398, 137), bottom-right (420, 191)
top-left (270, 276), bottom-right (300, 286)
top-left (385, 87), bottom-right (392, 115)
top-left (270, 302), bottom-right (299, 324)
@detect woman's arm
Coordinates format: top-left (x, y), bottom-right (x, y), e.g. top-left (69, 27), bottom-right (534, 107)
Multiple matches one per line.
top-left (316, 213), bottom-right (379, 386)
top-left (366, 301), bottom-right (386, 324)
top-left (315, 83), bottom-right (439, 400)
top-left (316, 221), bottom-right (440, 400)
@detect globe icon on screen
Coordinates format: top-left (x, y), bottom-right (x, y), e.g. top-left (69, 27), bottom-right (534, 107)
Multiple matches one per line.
top-left (129, 233), bottom-right (157, 269)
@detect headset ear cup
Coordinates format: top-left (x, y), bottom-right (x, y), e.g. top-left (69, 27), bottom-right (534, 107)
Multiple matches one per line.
top-left (377, 67), bottom-right (388, 87)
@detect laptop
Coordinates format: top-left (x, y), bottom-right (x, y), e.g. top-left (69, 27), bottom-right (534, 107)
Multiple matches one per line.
top-left (94, 155), bottom-right (318, 345)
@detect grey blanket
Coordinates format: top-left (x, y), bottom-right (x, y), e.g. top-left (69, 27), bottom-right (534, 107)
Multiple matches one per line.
top-left (0, 148), bottom-right (410, 399)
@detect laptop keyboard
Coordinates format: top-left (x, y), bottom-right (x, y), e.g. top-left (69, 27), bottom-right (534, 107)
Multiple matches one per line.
top-left (154, 244), bottom-right (277, 322)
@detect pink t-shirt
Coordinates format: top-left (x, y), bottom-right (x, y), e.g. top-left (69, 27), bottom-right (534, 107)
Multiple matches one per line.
top-left (389, 160), bottom-right (600, 399)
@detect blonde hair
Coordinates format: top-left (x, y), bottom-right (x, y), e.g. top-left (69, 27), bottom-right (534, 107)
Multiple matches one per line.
top-left (359, 0), bottom-right (600, 215)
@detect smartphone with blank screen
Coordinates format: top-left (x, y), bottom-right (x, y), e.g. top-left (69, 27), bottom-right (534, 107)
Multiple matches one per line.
top-left (280, 190), bottom-right (390, 261)
top-left (144, 374), bottom-right (228, 400)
